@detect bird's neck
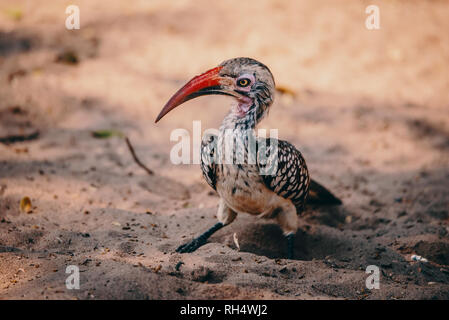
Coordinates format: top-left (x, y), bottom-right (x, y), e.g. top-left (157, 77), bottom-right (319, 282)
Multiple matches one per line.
top-left (220, 110), bottom-right (257, 131)
top-left (217, 111), bottom-right (256, 165)
top-left (217, 101), bottom-right (271, 165)
top-left (220, 99), bottom-right (269, 131)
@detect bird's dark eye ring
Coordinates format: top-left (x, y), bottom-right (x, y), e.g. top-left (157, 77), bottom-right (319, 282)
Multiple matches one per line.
top-left (237, 78), bottom-right (251, 87)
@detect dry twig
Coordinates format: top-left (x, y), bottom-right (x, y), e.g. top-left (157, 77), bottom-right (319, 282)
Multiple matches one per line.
top-left (125, 137), bottom-right (154, 175)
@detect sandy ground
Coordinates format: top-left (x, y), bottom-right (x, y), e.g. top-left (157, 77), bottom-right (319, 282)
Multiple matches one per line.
top-left (0, 0), bottom-right (449, 299)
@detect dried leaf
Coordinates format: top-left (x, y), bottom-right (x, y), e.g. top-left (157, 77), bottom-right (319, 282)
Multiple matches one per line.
top-left (8, 69), bottom-right (27, 82)
top-left (55, 50), bottom-right (79, 65)
top-left (276, 85), bottom-right (297, 97)
top-left (182, 202), bottom-right (191, 208)
top-left (0, 184), bottom-right (6, 196)
top-left (3, 8), bottom-right (23, 21)
top-left (153, 265), bottom-right (162, 273)
top-left (20, 196), bottom-right (32, 213)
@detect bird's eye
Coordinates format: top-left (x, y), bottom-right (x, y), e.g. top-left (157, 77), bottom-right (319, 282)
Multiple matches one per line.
top-left (237, 78), bottom-right (251, 87)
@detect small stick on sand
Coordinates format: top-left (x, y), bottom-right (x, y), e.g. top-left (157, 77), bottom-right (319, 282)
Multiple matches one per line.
top-left (125, 136), bottom-right (154, 175)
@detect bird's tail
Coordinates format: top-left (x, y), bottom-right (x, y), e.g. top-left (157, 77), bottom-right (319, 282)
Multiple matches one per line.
top-left (307, 179), bottom-right (342, 205)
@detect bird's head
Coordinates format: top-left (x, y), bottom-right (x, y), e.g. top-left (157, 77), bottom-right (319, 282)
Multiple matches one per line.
top-left (155, 57), bottom-right (275, 124)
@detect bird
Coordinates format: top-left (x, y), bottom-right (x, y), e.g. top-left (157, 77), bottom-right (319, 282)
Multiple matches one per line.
top-left (155, 57), bottom-right (341, 259)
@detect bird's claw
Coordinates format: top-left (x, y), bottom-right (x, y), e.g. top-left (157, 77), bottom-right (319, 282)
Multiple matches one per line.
top-left (176, 237), bottom-right (206, 253)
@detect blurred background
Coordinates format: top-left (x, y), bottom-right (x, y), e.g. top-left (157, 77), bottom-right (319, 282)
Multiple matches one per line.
top-left (0, 0), bottom-right (448, 299)
top-left (1, 0), bottom-right (448, 191)
top-left (1, 0), bottom-right (448, 128)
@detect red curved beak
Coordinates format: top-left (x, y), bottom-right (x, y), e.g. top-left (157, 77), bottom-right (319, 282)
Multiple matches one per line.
top-left (155, 66), bottom-right (228, 123)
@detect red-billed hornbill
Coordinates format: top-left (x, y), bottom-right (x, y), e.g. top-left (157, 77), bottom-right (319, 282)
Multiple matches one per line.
top-left (155, 57), bottom-right (341, 259)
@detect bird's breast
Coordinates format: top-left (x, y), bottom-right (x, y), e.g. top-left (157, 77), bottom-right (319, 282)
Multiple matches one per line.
top-left (215, 164), bottom-right (277, 216)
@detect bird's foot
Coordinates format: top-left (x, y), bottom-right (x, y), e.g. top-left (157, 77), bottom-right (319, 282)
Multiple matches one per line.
top-left (176, 237), bottom-right (207, 253)
top-left (176, 222), bottom-right (224, 254)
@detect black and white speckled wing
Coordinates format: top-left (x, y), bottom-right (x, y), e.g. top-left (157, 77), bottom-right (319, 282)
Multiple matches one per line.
top-left (258, 139), bottom-right (310, 211)
top-left (200, 133), bottom-right (218, 191)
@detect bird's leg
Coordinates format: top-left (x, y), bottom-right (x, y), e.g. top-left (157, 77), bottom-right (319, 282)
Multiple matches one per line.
top-left (176, 222), bottom-right (224, 253)
top-left (275, 201), bottom-right (299, 259)
top-left (176, 199), bottom-right (237, 253)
